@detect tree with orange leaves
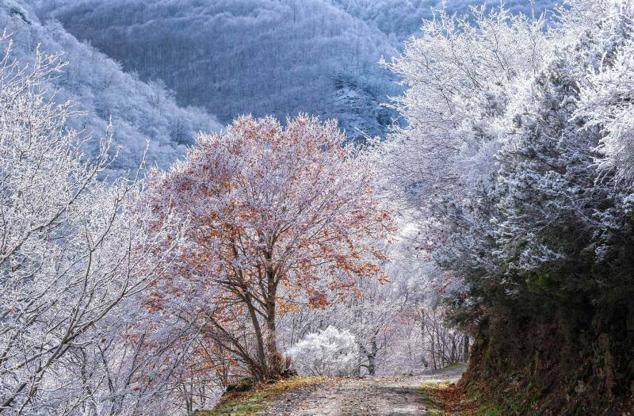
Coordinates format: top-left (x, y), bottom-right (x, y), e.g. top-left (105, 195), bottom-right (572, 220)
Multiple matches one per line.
top-left (146, 115), bottom-right (393, 381)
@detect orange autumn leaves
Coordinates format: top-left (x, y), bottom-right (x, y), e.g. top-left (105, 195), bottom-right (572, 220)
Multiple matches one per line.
top-left (148, 114), bottom-right (392, 308)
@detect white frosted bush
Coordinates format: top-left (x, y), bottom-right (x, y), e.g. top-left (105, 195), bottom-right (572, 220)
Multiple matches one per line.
top-left (288, 326), bottom-right (360, 376)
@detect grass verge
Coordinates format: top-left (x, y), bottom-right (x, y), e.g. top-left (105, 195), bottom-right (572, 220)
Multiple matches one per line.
top-left (197, 376), bottom-right (325, 416)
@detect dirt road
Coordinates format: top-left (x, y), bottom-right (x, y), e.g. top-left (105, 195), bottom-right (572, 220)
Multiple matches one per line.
top-left (259, 367), bottom-right (464, 416)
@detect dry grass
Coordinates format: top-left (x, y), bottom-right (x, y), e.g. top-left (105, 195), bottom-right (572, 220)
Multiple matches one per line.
top-left (420, 381), bottom-right (496, 416)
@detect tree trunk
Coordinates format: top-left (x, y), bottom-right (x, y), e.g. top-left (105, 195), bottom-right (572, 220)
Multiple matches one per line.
top-left (367, 335), bottom-right (377, 376)
top-left (420, 312), bottom-right (429, 368)
top-left (264, 266), bottom-right (283, 380)
top-left (244, 294), bottom-right (268, 380)
top-left (430, 332), bottom-right (437, 370)
top-left (265, 313), bottom-right (283, 379)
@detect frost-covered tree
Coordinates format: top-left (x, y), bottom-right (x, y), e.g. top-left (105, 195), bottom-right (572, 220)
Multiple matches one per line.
top-left (281, 278), bottom-right (407, 377)
top-left (145, 115), bottom-right (393, 382)
top-left (487, 0), bottom-right (634, 305)
top-left (575, 22), bottom-right (634, 187)
top-left (377, 5), bottom-right (552, 297)
top-left (276, 220), bottom-right (469, 377)
top-left (0, 39), bottom-right (178, 415)
top-left (380, 1), bottom-right (634, 412)
top-left (288, 327), bottom-right (360, 377)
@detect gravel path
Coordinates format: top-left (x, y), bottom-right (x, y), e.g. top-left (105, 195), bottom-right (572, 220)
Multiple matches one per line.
top-left (260, 367), bottom-right (464, 416)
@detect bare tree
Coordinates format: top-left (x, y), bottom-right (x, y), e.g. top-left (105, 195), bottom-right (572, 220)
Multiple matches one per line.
top-left (0, 39), bottom-right (176, 415)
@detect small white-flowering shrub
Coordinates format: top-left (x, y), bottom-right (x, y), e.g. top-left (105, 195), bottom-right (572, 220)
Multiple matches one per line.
top-left (288, 326), bottom-right (360, 376)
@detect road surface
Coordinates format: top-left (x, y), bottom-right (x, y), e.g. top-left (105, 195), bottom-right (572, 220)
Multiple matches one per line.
top-left (259, 366), bottom-right (464, 416)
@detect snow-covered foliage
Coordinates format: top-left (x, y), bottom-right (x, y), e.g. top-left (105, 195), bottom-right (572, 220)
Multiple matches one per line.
top-left (383, 5), bottom-right (551, 202)
top-left (0, 0), bottom-right (220, 175)
top-left (288, 327), bottom-right (360, 377)
top-left (376, 6), bottom-right (553, 296)
top-left (372, 4), bottom-right (634, 410)
top-left (10, 0), bottom-right (629, 413)
top-left (574, 6), bottom-right (634, 188)
top-left (379, 0), bottom-right (634, 370)
top-left (0, 39), bottom-right (181, 415)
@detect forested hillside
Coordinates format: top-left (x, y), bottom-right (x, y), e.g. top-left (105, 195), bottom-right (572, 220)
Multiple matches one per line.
top-left (0, 0), bottom-right (220, 174)
top-left (35, 0), bottom-right (401, 141)
top-left (33, 0), bottom-right (559, 142)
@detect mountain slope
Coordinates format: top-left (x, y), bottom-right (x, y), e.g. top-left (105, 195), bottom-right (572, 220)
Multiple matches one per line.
top-left (35, 0), bottom-right (402, 141)
top-left (1, 0), bottom-right (220, 174)
top-left (32, 0), bottom-right (561, 142)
